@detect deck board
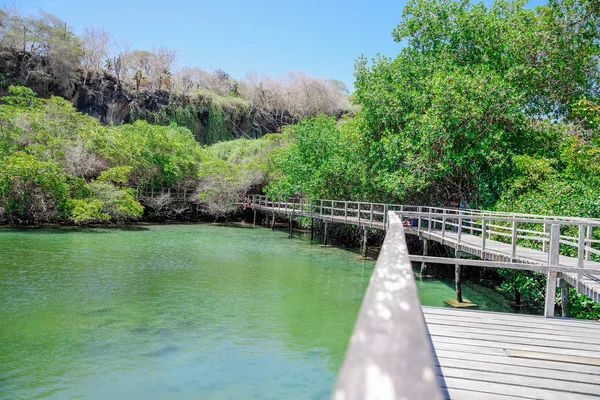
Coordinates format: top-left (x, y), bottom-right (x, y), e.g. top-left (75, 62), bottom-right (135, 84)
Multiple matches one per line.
top-left (425, 306), bottom-right (600, 399)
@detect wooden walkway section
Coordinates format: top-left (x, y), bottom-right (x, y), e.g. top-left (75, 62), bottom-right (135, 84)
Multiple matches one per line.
top-left (248, 196), bottom-right (600, 307)
top-left (326, 210), bottom-right (600, 399)
top-left (408, 227), bottom-right (600, 304)
top-left (425, 306), bottom-right (600, 400)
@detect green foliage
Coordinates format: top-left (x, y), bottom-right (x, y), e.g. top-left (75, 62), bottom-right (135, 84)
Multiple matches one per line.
top-left (198, 135), bottom-right (281, 215)
top-left (568, 289), bottom-right (600, 320)
top-left (86, 182), bottom-right (144, 222)
top-left (68, 198), bottom-right (110, 224)
top-left (267, 115), bottom-right (371, 201)
top-left (2, 86), bottom-right (42, 108)
top-left (0, 87), bottom-right (206, 223)
top-left (496, 269), bottom-right (546, 305)
top-left (97, 166), bottom-right (133, 184)
top-left (0, 152), bottom-right (69, 222)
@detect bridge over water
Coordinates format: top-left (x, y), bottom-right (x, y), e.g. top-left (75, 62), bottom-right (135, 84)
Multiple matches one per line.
top-left (248, 195), bottom-right (600, 399)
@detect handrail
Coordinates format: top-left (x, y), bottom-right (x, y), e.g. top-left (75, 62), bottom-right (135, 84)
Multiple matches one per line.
top-left (248, 195), bottom-right (600, 293)
top-left (334, 212), bottom-right (444, 400)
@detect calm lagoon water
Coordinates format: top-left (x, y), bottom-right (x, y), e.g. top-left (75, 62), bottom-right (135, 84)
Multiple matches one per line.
top-left (0, 224), bottom-right (514, 399)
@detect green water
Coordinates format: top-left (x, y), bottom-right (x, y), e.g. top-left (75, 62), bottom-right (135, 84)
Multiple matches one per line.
top-left (0, 224), bottom-right (516, 400)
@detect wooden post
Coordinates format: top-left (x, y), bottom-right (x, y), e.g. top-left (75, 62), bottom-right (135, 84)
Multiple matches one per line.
top-left (428, 207), bottom-right (432, 232)
top-left (455, 255), bottom-right (463, 303)
top-left (344, 201), bottom-right (348, 222)
top-left (383, 204), bottom-right (388, 230)
top-left (310, 218), bottom-right (314, 241)
top-left (457, 212), bottom-right (463, 244)
top-left (482, 219), bottom-right (487, 258)
top-left (370, 203), bottom-right (374, 228)
top-left (331, 200), bottom-right (334, 221)
top-left (542, 223), bottom-right (548, 253)
top-left (511, 220), bottom-right (518, 260)
top-left (441, 209), bottom-right (446, 239)
top-left (586, 225), bottom-right (592, 261)
top-left (578, 224), bottom-right (585, 269)
top-left (362, 226), bottom-right (368, 258)
top-left (253, 209), bottom-right (256, 226)
top-left (271, 211), bottom-right (275, 230)
top-left (559, 279), bottom-right (570, 318)
top-left (288, 214), bottom-right (293, 237)
top-left (420, 239), bottom-right (428, 277)
top-left (545, 224), bottom-right (560, 318)
top-left (324, 222), bottom-right (329, 247)
top-left (357, 202), bottom-right (361, 226)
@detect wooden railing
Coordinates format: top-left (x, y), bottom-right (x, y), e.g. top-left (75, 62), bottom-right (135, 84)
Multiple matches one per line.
top-left (135, 187), bottom-right (197, 202)
top-left (249, 195), bottom-right (600, 316)
top-left (334, 212), bottom-right (444, 400)
top-left (248, 195), bottom-right (600, 268)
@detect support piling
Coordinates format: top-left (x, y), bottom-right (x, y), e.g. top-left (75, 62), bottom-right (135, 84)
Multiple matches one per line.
top-left (361, 226), bottom-right (368, 258)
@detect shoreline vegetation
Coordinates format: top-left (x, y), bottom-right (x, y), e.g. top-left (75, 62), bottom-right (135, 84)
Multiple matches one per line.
top-left (1, 0), bottom-right (599, 317)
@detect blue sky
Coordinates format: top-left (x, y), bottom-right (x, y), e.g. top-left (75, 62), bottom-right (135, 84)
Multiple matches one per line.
top-left (7, 0), bottom-right (548, 89)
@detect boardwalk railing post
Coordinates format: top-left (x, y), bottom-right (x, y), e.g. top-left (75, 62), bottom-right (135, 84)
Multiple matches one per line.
top-left (578, 224), bottom-right (586, 292)
top-left (344, 202), bottom-right (348, 223)
top-left (441, 209), bottom-right (446, 240)
top-left (385, 208), bottom-right (390, 230)
top-left (457, 211), bottom-right (463, 244)
top-left (545, 224), bottom-right (560, 318)
top-left (428, 207), bottom-right (432, 232)
top-left (331, 200), bottom-right (334, 221)
top-left (357, 203), bottom-right (361, 226)
top-left (542, 222), bottom-right (548, 253)
top-left (482, 218), bottom-right (487, 258)
top-left (578, 224), bottom-right (585, 269)
top-left (418, 206), bottom-right (422, 232)
top-left (585, 225), bottom-right (592, 261)
top-left (511, 220), bottom-right (518, 260)
top-left (370, 203), bottom-right (374, 228)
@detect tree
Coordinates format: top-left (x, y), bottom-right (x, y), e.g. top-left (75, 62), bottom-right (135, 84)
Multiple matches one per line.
top-left (80, 26), bottom-right (111, 85)
top-left (0, 7), bottom-right (80, 96)
top-left (110, 40), bottom-right (130, 90)
top-left (148, 46), bottom-right (177, 90)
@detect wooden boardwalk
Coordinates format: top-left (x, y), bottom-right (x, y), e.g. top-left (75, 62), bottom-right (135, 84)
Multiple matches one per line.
top-left (328, 210), bottom-right (600, 399)
top-left (408, 228), bottom-right (600, 303)
top-left (248, 196), bottom-right (600, 306)
top-left (425, 306), bottom-right (600, 399)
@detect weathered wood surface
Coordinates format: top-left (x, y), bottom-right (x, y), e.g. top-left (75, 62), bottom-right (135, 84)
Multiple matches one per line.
top-left (424, 306), bottom-right (600, 399)
top-left (334, 213), bottom-right (443, 400)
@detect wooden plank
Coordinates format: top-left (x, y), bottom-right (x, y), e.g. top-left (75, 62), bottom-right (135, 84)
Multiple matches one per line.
top-left (334, 212), bottom-right (443, 400)
top-left (422, 307), bottom-right (600, 329)
top-left (433, 349), bottom-right (600, 378)
top-left (505, 349), bottom-right (600, 367)
top-left (443, 387), bottom-right (518, 400)
top-left (425, 317), bottom-right (600, 341)
top-left (439, 365), bottom-right (600, 396)
top-left (430, 335), bottom-right (599, 358)
top-left (439, 376), bottom-right (598, 400)
top-left (426, 326), bottom-right (600, 352)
